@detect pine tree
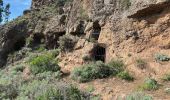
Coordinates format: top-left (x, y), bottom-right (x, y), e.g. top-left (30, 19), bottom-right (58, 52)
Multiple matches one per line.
top-left (0, 0), bottom-right (10, 23)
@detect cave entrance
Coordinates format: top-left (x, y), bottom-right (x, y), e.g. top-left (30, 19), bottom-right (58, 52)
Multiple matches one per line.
top-left (13, 38), bottom-right (26, 51)
top-left (33, 34), bottom-right (44, 44)
top-left (46, 31), bottom-right (66, 49)
top-left (92, 45), bottom-right (106, 62)
top-left (91, 20), bottom-right (101, 40)
top-left (58, 31), bottom-right (66, 37)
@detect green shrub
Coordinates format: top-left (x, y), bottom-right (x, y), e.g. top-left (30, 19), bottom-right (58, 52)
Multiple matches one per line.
top-left (65, 86), bottom-right (85, 100)
top-left (0, 66), bottom-right (24, 85)
top-left (107, 59), bottom-right (134, 81)
top-left (0, 84), bottom-right (18, 99)
top-left (125, 92), bottom-right (153, 100)
top-left (107, 59), bottom-right (124, 74)
top-left (35, 87), bottom-right (63, 100)
top-left (155, 54), bottom-right (170, 62)
top-left (138, 78), bottom-right (159, 91)
top-left (18, 80), bottom-right (89, 100)
top-left (18, 80), bottom-right (49, 99)
top-left (58, 35), bottom-right (78, 52)
top-left (136, 59), bottom-right (147, 69)
top-left (48, 49), bottom-right (60, 58)
top-left (117, 71), bottom-right (134, 81)
top-left (36, 45), bottom-right (46, 52)
top-left (0, 68), bottom-right (24, 99)
top-left (71, 61), bottom-right (116, 82)
top-left (35, 71), bottom-right (62, 80)
top-left (12, 65), bottom-right (25, 72)
top-left (86, 85), bottom-right (95, 93)
top-left (71, 60), bottom-right (134, 82)
top-left (29, 53), bottom-right (60, 75)
top-left (0, 74), bottom-right (90, 100)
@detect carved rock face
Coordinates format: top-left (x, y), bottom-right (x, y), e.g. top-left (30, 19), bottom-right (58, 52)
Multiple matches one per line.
top-left (0, 0), bottom-right (170, 69)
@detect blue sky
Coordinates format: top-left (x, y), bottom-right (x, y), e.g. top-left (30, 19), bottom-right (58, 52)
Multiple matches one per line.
top-left (4, 0), bottom-right (31, 20)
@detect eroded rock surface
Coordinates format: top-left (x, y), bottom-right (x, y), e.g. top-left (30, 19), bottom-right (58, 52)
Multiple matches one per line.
top-left (0, 0), bottom-right (169, 74)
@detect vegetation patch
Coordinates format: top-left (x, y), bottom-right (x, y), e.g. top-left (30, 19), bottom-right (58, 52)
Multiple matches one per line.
top-left (138, 78), bottom-right (159, 91)
top-left (18, 80), bottom-right (89, 100)
top-left (0, 84), bottom-right (18, 99)
top-left (71, 60), bottom-right (134, 82)
top-left (155, 53), bottom-right (170, 62)
top-left (58, 35), bottom-right (78, 52)
top-left (117, 71), bottom-right (134, 81)
top-left (85, 85), bottom-right (95, 93)
top-left (125, 92), bottom-right (153, 100)
top-left (11, 64), bottom-right (25, 73)
top-left (107, 59), bottom-right (125, 74)
top-left (28, 52), bottom-right (61, 75)
top-left (0, 79), bottom-right (90, 100)
top-left (71, 61), bottom-right (115, 82)
top-left (35, 71), bottom-right (62, 80)
top-left (0, 63), bottom-right (91, 100)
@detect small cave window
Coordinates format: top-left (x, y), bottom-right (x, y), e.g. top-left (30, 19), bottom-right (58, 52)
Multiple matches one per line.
top-left (46, 31), bottom-right (66, 49)
top-left (13, 38), bottom-right (26, 51)
top-left (91, 20), bottom-right (101, 40)
top-left (33, 34), bottom-right (44, 44)
top-left (58, 31), bottom-right (66, 37)
top-left (92, 45), bottom-right (106, 62)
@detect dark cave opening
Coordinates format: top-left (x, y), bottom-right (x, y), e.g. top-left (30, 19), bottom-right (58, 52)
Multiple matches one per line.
top-left (33, 34), bottom-right (44, 44)
top-left (13, 38), bottom-right (26, 51)
top-left (58, 31), bottom-right (66, 37)
top-left (92, 45), bottom-right (106, 62)
top-left (46, 31), bottom-right (66, 49)
top-left (91, 20), bottom-right (101, 40)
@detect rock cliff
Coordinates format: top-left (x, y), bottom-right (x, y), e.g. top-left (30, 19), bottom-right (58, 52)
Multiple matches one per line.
top-left (0, 0), bottom-right (170, 99)
top-left (1, 0), bottom-right (169, 67)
